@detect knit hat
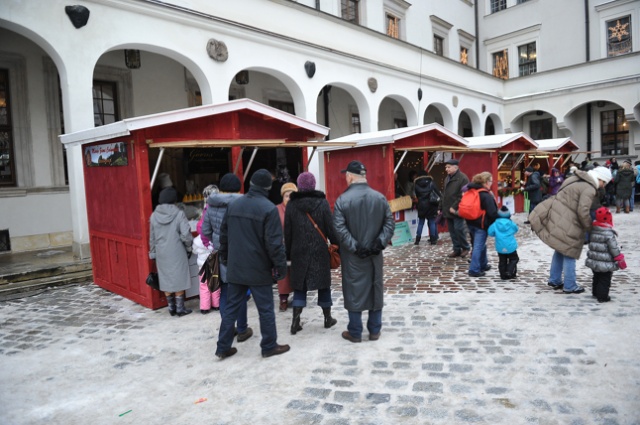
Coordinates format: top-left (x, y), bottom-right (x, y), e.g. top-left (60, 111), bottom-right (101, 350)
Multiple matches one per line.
top-left (623, 159), bottom-right (632, 166)
top-left (219, 173), bottom-right (241, 192)
top-left (524, 166), bottom-right (534, 173)
top-left (250, 169), bottom-right (272, 190)
top-left (497, 205), bottom-right (511, 218)
top-left (595, 206), bottom-right (613, 226)
top-left (280, 182), bottom-right (298, 196)
top-left (202, 184), bottom-right (219, 199)
top-left (158, 187), bottom-right (177, 204)
top-left (588, 166), bottom-right (612, 185)
top-left (297, 172), bottom-right (316, 191)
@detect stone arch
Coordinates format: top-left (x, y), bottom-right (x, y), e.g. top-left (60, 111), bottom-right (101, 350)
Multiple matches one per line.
top-left (377, 94), bottom-right (418, 129)
top-left (316, 82), bottom-right (369, 138)
top-left (457, 108), bottom-right (481, 137)
top-left (423, 102), bottom-right (454, 129)
top-left (485, 113), bottom-right (503, 135)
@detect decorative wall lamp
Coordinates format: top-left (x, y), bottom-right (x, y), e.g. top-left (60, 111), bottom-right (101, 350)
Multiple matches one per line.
top-left (235, 71), bottom-right (249, 85)
top-left (124, 50), bottom-right (141, 69)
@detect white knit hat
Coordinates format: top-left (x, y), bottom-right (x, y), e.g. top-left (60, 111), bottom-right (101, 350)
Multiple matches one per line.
top-left (588, 166), bottom-right (612, 184)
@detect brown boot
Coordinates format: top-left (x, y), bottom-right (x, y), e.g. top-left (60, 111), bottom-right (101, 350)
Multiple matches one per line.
top-left (616, 206), bottom-right (621, 213)
top-left (624, 205), bottom-right (630, 213)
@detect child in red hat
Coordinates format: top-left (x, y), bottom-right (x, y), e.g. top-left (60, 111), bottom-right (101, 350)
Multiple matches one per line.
top-left (585, 207), bottom-right (627, 302)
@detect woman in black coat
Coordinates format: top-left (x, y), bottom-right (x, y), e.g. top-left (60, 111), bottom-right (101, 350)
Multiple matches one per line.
top-left (284, 172), bottom-right (339, 335)
top-left (413, 170), bottom-right (442, 245)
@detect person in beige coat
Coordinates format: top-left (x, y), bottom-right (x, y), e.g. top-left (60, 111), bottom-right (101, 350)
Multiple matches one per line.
top-left (530, 167), bottom-right (612, 294)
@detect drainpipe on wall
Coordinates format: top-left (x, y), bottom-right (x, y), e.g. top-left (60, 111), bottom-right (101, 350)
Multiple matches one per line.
top-left (323, 86), bottom-right (330, 139)
top-left (475, 0), bottom-right (480, 69)
top-left (584, 0), bottom-right (590, 62)
top-left (316, 0), bottom-right (320, 11)
top-left (587, 102), bottom-right (592, 160)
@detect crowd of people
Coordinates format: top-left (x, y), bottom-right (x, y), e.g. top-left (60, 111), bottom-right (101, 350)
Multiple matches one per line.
top-left (147, 156), bottom-right (634, 359)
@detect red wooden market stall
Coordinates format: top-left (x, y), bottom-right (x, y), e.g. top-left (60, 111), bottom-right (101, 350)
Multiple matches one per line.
top-left (60, 99), bottom-right (331, 309)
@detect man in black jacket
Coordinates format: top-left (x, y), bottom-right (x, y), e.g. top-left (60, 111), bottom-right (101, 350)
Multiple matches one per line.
top-left (216, 169), bottom-right (290, 359)
top-left (522, 166), bottom-right (542, 224)
top-left (441, 159), bottom-right (470, 257)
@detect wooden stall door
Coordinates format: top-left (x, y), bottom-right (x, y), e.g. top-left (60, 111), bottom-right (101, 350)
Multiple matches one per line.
top-left (83, 139), bottom-right (160, 309)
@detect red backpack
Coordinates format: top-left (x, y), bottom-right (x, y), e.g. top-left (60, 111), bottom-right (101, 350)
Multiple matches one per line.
top-left (457, 188), bottom-right (488, 225)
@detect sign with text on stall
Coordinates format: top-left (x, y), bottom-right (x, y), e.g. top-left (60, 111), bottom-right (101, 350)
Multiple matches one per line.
top-left (391, 221), bottom-right (413, 246)
top-left (84, 141), bottom-right (128, 167)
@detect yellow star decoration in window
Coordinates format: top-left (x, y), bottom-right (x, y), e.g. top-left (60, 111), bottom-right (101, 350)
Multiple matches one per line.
top-left (460, 48), bottom-right (468, 65)
top-left (609, 20), bottom-right (629, 42)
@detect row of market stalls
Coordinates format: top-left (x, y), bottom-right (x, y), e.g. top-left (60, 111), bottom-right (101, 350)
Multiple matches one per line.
top-left (61, 99), bottom-right (585, 309)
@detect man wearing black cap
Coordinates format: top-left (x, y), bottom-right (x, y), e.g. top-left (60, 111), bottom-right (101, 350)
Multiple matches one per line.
top-left (441, 158), bottom-right (470, 258)
top-left (333, 160), bottom-right (395, 343)
top-left (522, 166), bottom-right (542, 224)
top-left (216, 169), bottom-right (290, 359)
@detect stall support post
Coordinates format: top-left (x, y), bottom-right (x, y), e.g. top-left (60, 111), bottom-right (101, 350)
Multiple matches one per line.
top-left (302, 146), bottom-right (310, 171)
top-left (231, 146), bottom-right (245, 188)
top-left (149, 147), bottom-right (165, 188)
top-left (243, 147), bottom-right (259, 181)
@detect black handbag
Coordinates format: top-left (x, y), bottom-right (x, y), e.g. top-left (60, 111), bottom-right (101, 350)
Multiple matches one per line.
top-left (429, 190), bottom-right (441, 205)
top-left (145, 272), bottom-right (160, 290)
top-left (199, 250), bottom-right (221, 292)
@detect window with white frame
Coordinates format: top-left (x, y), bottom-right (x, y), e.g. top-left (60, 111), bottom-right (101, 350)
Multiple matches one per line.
top-left (386, 13), bottom-right (400, 39)
top-left (341, 0), bottom-right (359, 24)
top-left (458, 29), bottom-right (475, 67)
top-left (607, 15), bottom-right (632, 57)
top-left (0, 68), bottom-right (15, 186)
top-left (492, 50), bottom-right (509, 79)
top-left (430, 15), bottom-right (452, 58)
top-left (601, 109), bottom-right (629, 156)
top-left (93, 80), bottom-right (119, 126)
top-left (351, 113), bottom-right (361, 134)
top-left (434, 35), bottom-right (444, 56)
top-left (518, 42), bottom-right (537, 76)
top-left (384, 0), bottom-right (410, 40)
top-left (491, 0), bottom-right (507, 13)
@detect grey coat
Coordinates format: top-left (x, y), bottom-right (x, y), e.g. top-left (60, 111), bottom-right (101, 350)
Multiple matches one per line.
top-left (201, 193), bottom-right (242, 281)
top-left (333, 183), bottom-right (395, 312)
top-left (149, 204), bottom-right (193, 292)
top-left (585, 225), bottom-right (621, 273)
top-left (441, 170), bottom-right (469, 219)
top-left (614, 168), bottom-right (635, 200)
top-left (530, 170), bottom-right (597, 259)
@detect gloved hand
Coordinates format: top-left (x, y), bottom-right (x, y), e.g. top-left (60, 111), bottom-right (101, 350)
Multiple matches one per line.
top-left (273, 266), bottom-right (287, 281)
top-left (187, 250), bottom-right (193, 259)
top-left (355, 245), bottom-right (371, 259)
top-left (613, 253), bottom-right (627, 270)
top-left (368, 239), bottom-right (385, 256)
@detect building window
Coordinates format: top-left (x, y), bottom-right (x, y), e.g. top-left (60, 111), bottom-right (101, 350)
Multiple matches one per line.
top-left (460, 47), bottom-right (469, 65)
top-left (386, 13), bottom-right (400, 39)
top-left (268, 100), bottom-right (295, 115)
top-left (394, 118), bottom-right (407, 128)
top-left (341, 0), bottom-right (359, 24)
top-left (434, 35), bottom-right (444, 56)
top-left (0, 69), bottom-right (16, 186)
top-left (491, 0), bottom-right (506, 13)
top-left (530, 118), bottom-right (552, 140)
top-left (607, 16), bottom-right (632, 57)
top-left (351, 113), bottom-right (361, 134)
top-left (93, 80), bottom-right (119, 126)
top-left (492, 50), bottom-right (509, 80)
top-left (601, 110), bottom-right (629, 156)
top-left (518, 42), bottom-right (537, 76)
top-left (517, 0), bottom-right (530, 4)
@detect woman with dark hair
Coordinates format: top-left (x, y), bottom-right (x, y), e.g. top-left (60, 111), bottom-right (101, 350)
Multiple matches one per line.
top-left (413, 170), bottom-right (442, 245)
top-left (149, 187), bottom-right (194, 316)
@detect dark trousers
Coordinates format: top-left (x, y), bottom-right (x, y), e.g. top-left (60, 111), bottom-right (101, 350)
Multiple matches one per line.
top-left (592, 271), bottom-right (612, 301)
top-left (498, 251), bottom-right (519, 279)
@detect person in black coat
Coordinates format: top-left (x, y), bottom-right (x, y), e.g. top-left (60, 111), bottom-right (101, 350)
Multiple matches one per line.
top-left (463, 172), bottom-right (498, 277)
top-left (285, 172), bottom-right (339, 335)
top-left (413, 170), bottom-right (442, 245)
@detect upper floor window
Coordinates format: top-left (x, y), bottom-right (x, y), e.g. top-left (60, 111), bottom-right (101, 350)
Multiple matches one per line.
top-left (607, 16), bottom-right (632, 57)
top-left (341, 0), bottom-right (359, 24)
top-left (387, 13), bottom-right (400, 39)
top-left (460, 47), bottom-right (469, 65)
top-left (530, 118), bottom-right (552, 140)
top-left (492, 50), bottom-right (509, 80)
top-left (93, 80), bottom-right (119, 126)
top-left (518, 42), bottom-right (537, 76)
top-left (601, 109), bottom-right (629, 156)
top-left (0, 68), bottom-right (16, 186)
top-left (491, 0), bottom-right (507, 13)
top-left (434, 35), bottom-right (444, 56)
top-left (517, 0), bottom-right (530, 4)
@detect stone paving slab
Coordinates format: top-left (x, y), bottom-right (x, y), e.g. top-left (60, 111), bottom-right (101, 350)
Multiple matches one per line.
top-left (0, 211), bottom-right (639, 424)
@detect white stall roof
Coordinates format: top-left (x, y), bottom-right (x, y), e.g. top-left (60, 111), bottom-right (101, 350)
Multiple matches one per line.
top-left (60, 98), bottom-right (329, 146)
top-left (318, 123), bottom-right (467, 152)
top-left (534, 137), bottom-right (579, 151)
top-left (464, 132), bottom-right (537, 149)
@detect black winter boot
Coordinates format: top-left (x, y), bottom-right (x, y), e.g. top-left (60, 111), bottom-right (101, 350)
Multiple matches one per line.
top-left (291, 307), bottom-right (303, 335)
top-left (167, 294), bottom-right (177, 316)
top-left (175, 295), bottom-right (192, 317)
top-left (322, 307), bottom-right (337, 329)
top-left (414, 236), bottom-right (421, 245)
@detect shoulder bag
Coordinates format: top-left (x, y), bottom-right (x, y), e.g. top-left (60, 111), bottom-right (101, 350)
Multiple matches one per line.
top-left (198, 250), bottom-right (221, 292)
top-left (145, 272), bottom-right (160, 291)
top-left (306, 213), bottom-right (341, 270)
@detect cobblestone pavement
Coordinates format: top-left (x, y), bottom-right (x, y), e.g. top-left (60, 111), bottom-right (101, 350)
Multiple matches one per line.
top-left (1, 212), bottom-right (639, 424)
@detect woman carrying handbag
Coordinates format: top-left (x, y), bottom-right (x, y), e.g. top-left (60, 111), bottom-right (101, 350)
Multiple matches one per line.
top-left (284, 172), bottom-right (339, 335)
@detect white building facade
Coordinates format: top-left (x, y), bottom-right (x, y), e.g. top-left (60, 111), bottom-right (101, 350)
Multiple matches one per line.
top-left (0, 0), bottom-right (638, 258)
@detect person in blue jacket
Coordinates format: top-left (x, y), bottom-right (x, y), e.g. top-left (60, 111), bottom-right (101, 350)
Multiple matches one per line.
top-left (488, 205), bottom-right (519, 280)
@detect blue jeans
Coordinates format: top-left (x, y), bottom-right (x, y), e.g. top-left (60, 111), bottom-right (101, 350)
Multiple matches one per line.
top-left (468, 226), bottom-right (488, 274)
top-left (446, 217), bottom-right (470, 253)
top-left (219, 281), bottom-right (248, 334)
top-left (549, 251), bottom-right (578, 291)
top-left (417, 217), bottom-right (439, 242)
top-left (631, 186), bottom-right (635, 211)
top-left (347, 309), bottom-right (382, 339)
top-left (291, 287), bottom-right (333, 308)
top-left (217, 283), bottom-right (277, 355)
